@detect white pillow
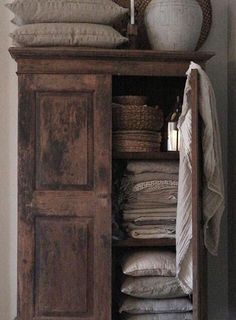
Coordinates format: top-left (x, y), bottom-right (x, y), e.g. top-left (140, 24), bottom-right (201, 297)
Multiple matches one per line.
top-left (6, 0), bottom-right (128, 26)
top-left (122, 251), bottom-right (176, 277)
top-left (10, 23), bottom-right (128, 48)
top-left (121, 276), bottom-right (187, 299)
top-left (123, 313), bottom-right (193, 320)
top-left (119, 297), bottom-right (193, 314)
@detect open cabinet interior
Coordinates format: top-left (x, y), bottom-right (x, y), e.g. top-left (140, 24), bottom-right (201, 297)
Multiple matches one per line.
top-left (111, 75), bottom-right (191, 319)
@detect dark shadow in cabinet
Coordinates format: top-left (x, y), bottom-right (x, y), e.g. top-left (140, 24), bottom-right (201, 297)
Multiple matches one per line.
top-left (112, 76), bottom-right (186, 116)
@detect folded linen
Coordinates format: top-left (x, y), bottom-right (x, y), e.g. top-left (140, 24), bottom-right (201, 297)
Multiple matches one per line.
top-left (132, 180), bottom-right (178, 193)
top-left (122, 313), bottom-right (192, 320)
top-left (124, 208), bottom-right (177, 214)
top-left (126, 161), bottom-right (179, 175)
top-left (129, 229), bottom-right (175, 239)
top-left (126, 173), bottom-right (178, 184)
top-left (119, 297), bottom-right (192, 314)
top-left (121, 276), bottom-right (186, 299)
top-left (125, 217), bottom-right (176, 225)
top-left (124, 223), bottom-right (175, 232)
top-left (123, 215), bottom-right (176, 222)
top-left (128, 189), bottom-right (177, 199)
top-left (124, 205), bottom-right (176, 211)
top-left (126, 198), bottom-right (177, 207)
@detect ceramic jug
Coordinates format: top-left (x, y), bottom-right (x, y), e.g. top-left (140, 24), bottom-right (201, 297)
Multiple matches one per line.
top-left (144, 0), bottom-right (203, 51)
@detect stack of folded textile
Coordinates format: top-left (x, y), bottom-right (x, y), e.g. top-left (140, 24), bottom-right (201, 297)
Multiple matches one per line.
top-left (121, 161), bottom-right (179, 239)
top-left (6, 0), bottom-right (128, 48)
top-left (119, 250), bottom-right (193, 320)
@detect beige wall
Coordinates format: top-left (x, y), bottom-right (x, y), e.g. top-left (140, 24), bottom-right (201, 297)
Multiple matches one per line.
top-left (228, 1), bottom-right (236, 319)
top-left (0, 1), bottom-right (229, 320)
top-left (200, 1), bottom-right (228, 319)
top-left (0, 4), bottom-right (17, 320)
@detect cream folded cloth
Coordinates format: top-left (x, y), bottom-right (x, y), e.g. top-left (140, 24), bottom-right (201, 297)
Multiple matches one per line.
top-left (176, 62), bottom-right (225, 293)
top-left (128, 227), bottom-right (176, 239)
top-left (126, 160), bottom-right (179, 175)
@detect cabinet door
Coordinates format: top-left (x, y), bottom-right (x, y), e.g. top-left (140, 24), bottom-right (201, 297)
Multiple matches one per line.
top-left (190, 70), bottom-right (207, 320)
top-left (17, 74), bottom-right (112, 320)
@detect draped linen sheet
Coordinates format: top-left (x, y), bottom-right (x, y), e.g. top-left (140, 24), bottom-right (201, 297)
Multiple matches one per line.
top-left (176, 62), bottom-right (225, 293)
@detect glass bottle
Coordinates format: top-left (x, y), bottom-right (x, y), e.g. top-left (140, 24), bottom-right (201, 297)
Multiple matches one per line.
top-left (166, 96), bottom-right (182, 151)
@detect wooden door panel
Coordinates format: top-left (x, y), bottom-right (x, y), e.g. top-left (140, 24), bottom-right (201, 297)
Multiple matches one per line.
top-left (36, 91), bottom-right (94, 190)
top-left (17, 74), bottom-right (112, 320)
top-left (35, 217), bottom-right (93, 317)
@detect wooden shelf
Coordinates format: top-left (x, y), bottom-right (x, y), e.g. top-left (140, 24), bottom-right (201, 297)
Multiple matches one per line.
top-left (9, 47), bottom-right (214, 62)
top-left (113, 151), bottom-right (179, 160)
top-left (9, 48), bottom-right (214, 77)
top-left (113, 238), bottom-right (176, 247)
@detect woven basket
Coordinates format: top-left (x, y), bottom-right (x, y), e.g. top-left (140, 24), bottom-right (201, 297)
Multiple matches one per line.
top-left (112, 103), bottom-right (163, 131)
top-left (113, 130), bottom-right (161, 153)
top-left (113, 130), bottom-right (162, 142)
top-left (113, 144), bottom-right (161, 152)
top-left (113, 95), bottom-right (148, 105)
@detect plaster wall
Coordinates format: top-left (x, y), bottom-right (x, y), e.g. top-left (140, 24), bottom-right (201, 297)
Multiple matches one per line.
top-left (0, 1), bottom-right (229, 319)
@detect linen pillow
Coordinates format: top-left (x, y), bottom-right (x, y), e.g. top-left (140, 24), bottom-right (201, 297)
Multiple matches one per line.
top-left (6, 0), bottom-right (128, 26)
top-left (122, 251), bottom-right (176, 277)
top-left (10, 23), bottom-right (128, 48)
top-left (119, 297), bottom-right (193, 314)
top-left (123, 313), bottom-right (193, 320)
top-left (121, 276), bottom-right (187, 299)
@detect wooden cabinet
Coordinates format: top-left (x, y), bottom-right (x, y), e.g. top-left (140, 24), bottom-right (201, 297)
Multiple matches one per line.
top-left (10, 47), bottom-right (213, 320)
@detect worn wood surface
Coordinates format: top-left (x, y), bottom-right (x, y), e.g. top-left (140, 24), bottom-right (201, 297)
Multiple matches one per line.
top-left (17, 73), bottom-right (112, 320)
top-left (35, 217), bottom-right (92, 316)
top-left (36, 91), bottom-right (93, 189)
top-left (191, 69), bottom-right (208, 320)
top-left (9, 48), bottom-right (214, 76)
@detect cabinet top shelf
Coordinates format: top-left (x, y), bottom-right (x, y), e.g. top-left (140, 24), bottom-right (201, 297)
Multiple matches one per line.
top-left (9, 47), bottom-right (215, 77)
top-left (9, 47), bottom-right (214, 62)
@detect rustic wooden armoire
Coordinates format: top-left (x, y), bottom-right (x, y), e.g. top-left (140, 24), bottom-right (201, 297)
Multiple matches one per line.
top-left (10, 47), bottom-right (213, 320)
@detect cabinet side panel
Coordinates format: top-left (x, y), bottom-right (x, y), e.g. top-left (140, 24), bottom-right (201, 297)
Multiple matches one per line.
top-left (17, 75), bottom-right (36, 320)
top-left (191, 69), bottom-right (208, 320)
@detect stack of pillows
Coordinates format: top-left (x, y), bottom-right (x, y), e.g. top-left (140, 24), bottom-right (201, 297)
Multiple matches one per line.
top-left (119, 250), bottom-right (193, 320)
top-left (6, 0), bottom-right (129, 48)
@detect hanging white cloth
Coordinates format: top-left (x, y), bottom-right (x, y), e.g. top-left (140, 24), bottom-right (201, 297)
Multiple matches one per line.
top-left (176, 62), bottom-right (225, 293)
